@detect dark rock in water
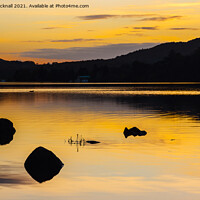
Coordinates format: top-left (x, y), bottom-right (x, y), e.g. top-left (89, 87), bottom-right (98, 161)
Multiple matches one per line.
top-left (24, 146), bottom-right (64, 183)
top-left (86, 140), bottom-right (100, 144)
top-left (123, 127), bottom-right (147, 138)
top-left (0, 118), bottom-right (16, 145)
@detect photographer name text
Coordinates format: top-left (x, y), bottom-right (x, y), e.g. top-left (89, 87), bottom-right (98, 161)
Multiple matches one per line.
top-left (0, 3), bottom-right (90, 8)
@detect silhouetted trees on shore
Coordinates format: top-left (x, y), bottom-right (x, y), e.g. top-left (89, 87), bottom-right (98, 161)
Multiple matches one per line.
top-left (1, 40), bottom-right (200, 82)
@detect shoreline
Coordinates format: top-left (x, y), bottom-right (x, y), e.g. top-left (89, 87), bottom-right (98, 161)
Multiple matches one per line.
top-left (1, 82), bottom-right (200, 88)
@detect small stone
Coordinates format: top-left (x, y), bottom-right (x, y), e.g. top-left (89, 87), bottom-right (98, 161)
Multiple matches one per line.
top-left (123, 127), bottom-right (147, 138)
top-left (86, 140), bottom-right (100, 144)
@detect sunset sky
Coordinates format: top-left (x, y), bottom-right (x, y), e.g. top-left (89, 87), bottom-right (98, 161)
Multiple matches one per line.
top-left (0, 0), bottom-right (200, 63)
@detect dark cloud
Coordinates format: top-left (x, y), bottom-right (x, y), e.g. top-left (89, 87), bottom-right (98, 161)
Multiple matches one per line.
top-left (133, 26), bottom-right (159, 30)
top-left (50, 38), bottom-right (102, 42)
top-left (78, 14), bottom-right (117, 20)
top-left (115, 32), bottom-right (144, 37)
top-left (170, 27), bottom-right (198, 30)
top-left (22, 38), bottom-right (102, 43)
top-left (140, 16), bottom-right (182, 21)
top-left (20, 43), bottom-right (158, 60)
top-left (77, 14), bottom-right (155, 20)
top-left (23, 40), bottom-right (46, 43)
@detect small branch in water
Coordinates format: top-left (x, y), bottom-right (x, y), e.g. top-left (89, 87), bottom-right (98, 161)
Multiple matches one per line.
top-left (68, 134), bottom-right (86, 146)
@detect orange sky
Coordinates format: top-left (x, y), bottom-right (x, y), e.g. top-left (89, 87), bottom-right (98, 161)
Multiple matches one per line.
top-left (0, 0), bottom-right (200, 63)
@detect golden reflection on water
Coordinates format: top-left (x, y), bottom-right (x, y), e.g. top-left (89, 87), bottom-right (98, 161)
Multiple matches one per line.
top-left (1, 87), bottom-right (200, 199)
top-left (1, 88), bottom-right (200, 95)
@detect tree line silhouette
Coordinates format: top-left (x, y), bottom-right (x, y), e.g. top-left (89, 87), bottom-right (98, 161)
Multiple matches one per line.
top-left (1, 38), bottom-right (200, 82)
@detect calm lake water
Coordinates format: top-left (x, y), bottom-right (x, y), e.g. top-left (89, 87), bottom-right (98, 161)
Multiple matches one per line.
top-left (1, 83), bottom-right (200, 200)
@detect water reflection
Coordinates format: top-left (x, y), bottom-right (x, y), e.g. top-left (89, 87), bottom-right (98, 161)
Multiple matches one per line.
top-left (0, 85), bottom-right (200, 199)
top-left (0, 161), bottom-right (33, 187)
top-left (1, 87), bottom-right (200, 120)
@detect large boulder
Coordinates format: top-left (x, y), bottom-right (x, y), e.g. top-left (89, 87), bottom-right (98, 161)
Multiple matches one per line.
top-left (24, 146), bottom-right (64, 183)
top-left (0, 118), bottom-right (16, 145)
top-left (123, 127), bottom-right (147, 138)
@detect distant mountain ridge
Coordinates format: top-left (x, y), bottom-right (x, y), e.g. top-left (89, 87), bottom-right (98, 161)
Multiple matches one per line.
top-left (0, 37), bottom-right (200, 82)
top-left (112, 37), bottom-right (200, 64)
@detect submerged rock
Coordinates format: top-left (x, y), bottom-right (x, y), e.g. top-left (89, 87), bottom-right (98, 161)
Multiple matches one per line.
top-left (123, 127), bottom-right (147, 138)
top-left (0, 118), bottom-right (16, 145)
top-left (86, 140), bottom-right (100, 144)
top-left (24, 146), bottom-right (64, 183)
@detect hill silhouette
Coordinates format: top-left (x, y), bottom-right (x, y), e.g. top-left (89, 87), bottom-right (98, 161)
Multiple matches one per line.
top-left (113, 37), bottom-right (200, 64)
top-left (0, 37), bottom-right (200, 82)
